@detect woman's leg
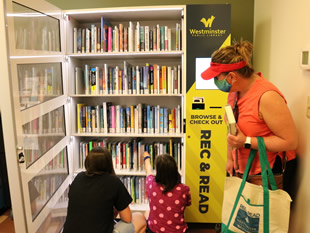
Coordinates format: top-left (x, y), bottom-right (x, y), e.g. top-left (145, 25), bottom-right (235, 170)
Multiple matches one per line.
top-left (132, 212), bottom-right (146, 233)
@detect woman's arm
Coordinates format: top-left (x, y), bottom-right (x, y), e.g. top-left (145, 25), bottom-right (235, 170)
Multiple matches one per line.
top-left (143, 151), bottom-right (153, 176)
top-left (227, 91), bottom-right (298, 152)
top-left (118, 206), bottom-right (132, 223)
top-left (255, 91), bottom-right (298, 151)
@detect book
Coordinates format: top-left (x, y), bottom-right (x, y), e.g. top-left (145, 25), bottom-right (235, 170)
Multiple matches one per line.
top-left (136, 66), bottom-right (140, 94)
top-left (135, 22), bottom-right (140, 52)
top-left (167, 28), bottom-right (171, 51)
top-left (140, 26), bottom-right (144, 51)
top-left (75, 67), bottom-right (84, 94)
top-left (119, 23), bottom-right (123, 52)
top-left (128, 21), bottom-right (134, 52)
top-left (160, 26), bottom-right (165, 51)
top-left (145, 26), bottom-right (149, 51)
top-left (124, 26), bottom-right (128, 52)
top-left (77, 28), bottom-right (82, 52)
top-left (73, 27), bottom-right (77, 53)
top-left (167, 66), bottom-right (172, 94)
top-left (84, 64), bottom-right (89, 94)
top-left (224, 104), bottom-right (237, 135)
top-left (152, 26), bottom-right (157, 51)
top-left (81, 28), bottom-right (85, 52)
top-left (90, 67), bottom-right (97, 94)
top-left (86, 28), bottom-right (90, 53)
top-left (91, 25), bottom-right (95, 53)
top-left (162, 66), bottom-right (167, 94)
top-left (176, 23), bottom-right (180, 50)
top-left (157, 24), bottom-right (160, 51)
top-left (77, 104), bottom-right (85, 133)
top-left (108, 26), bottom-right (112, 52)
top-left (97, 27), bottom-right (101, 52)
top-left (101, 16), bottom-right (106, 52)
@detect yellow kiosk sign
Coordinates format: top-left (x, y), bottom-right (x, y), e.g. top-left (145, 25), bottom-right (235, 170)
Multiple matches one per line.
top-left (185, 4), bottom-right (231, 223)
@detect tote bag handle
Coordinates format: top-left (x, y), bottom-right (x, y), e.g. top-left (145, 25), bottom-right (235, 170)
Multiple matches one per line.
top-left (225, 137), bottom-right (278, 233)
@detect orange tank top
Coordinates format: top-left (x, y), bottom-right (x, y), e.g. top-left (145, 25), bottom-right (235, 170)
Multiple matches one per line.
top-left (228, 73), bottom-right (296, 175)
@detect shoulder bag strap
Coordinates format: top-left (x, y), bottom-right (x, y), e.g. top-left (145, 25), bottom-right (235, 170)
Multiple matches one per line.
top-left (257, 137), bottom-right (270, 233)
top-left (225, 148), bottom-right (257, 230)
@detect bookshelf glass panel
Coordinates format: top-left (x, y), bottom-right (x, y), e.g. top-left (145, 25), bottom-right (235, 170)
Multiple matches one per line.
top-left (36, 187), bottom-right (68, 233)
top-left (17, 63), bottom-right (63, 110)
top-left (23, 106), bottom-right (66, 167)
top-left (28, 147), bottom-right (68, 221)
top-left (12, 2), bottom-right (61, 52)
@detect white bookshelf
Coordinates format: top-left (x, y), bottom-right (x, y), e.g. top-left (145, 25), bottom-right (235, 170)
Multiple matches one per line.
top-left (1, 1), bottom-right (187, 232)
top-left (65, 5), bottom-right (186, 212)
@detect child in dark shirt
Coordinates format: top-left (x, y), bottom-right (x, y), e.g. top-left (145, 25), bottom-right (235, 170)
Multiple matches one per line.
top-left (63, 147), bottom-right (146, 233)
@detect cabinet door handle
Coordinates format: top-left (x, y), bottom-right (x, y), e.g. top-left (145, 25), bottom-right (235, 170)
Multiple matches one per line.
top-left (18, 152), bottom-right (25, 163)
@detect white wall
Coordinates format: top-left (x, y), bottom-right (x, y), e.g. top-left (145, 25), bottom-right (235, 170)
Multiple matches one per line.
top-left (254, 0), bottom-right (310, 232)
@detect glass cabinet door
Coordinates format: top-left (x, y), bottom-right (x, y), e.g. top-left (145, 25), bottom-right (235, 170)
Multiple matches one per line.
top-left (12, 2), bottom-right (61, 52)
top-left (6, 0), bottom-right (64, 56)
top-left (17, 63), bottom-right (63, 110)
top-left (4, 0), bottom-right (71, 232)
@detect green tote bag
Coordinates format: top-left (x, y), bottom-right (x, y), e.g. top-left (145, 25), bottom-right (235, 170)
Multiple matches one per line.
top-left (221, 137), bottom-right (292, 233)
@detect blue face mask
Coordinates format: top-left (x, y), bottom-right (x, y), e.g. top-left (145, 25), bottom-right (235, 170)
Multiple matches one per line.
top-left (214, 75), bottom-right (232, 92)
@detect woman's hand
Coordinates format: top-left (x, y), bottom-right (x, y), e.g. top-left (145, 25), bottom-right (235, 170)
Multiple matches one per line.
top-left (226, 157), bottom-right (234, 176)
top-left (227, 124), bottom-right (246, 149)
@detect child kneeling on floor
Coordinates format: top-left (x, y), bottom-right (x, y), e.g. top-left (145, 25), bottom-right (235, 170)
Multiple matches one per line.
top-left (63, 146), bottom-right (146, 233)
top-left (143, 152), bottom-right (192, 233)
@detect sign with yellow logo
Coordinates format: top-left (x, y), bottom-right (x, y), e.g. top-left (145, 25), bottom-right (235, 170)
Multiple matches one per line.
top-left (185, 4), bottom-right (231, 223)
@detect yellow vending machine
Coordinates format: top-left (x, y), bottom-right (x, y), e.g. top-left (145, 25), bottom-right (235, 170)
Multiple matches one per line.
top-left (185, 4), bottom-right (231, 223)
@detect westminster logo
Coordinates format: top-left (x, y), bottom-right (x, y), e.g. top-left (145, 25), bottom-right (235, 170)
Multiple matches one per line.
top-left (189, 15), bottom-right (226, 37)
top-left (200, 16), bottom-right (215, 28)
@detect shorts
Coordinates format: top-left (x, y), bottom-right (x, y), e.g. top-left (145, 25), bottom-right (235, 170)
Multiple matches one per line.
top-left (113, 220), bottom-right (135, 233)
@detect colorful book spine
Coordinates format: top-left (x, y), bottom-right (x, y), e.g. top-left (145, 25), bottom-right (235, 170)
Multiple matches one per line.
top-left (140, 26), bottom-right (144, 51)
top-left (149, 65), bottom-right (154, 94)
top-left (87, 106), bottom-right (92, 133)
top-left (126, 107), bottom-right (131, 133)
top-left (168, 28), bottom-right (171, 51)
top-left (163, 108), bottom-right (168, 133)
top-left (124, 27), bottom-right (128, 52)
top-left (153, 26), bottom-right (157, 51)
top-left (130, 105), bottom-right (134, 133)
top-left (165, 26), bottom-right (168, 51)
top-left (160, 26), bottom-right (165, 51)
top-left (90, 67), bottom-right (96, 94)
top-left (116, 105), bottom-right (121, 134)
top-left (145, 26), bottom-right (149, 51)
top-left (108, 26), bottom-right (112, 52)
top-left (110, 105), bottom-right (115, 133)
top-left (162, 66), bottom-right (167, 94)
top-left (135, 22), bottom-right (140, 52)
top-left (176, 23), bottom-right (180, 51)
top-left (128, 21), bottom-right (134, 52)
top-left (157, 24), bottom-right (160, 51)
top-left (119, 24), bottom-right (123, 52)
top-left (159, 108), bottom-right (164, 133)
top-left (136, 66), bottom-right (140, 94)
top-left (84, 64), bottom-right (89, 94)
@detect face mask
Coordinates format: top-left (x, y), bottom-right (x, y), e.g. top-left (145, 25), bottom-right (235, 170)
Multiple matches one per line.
top-left (214, 75), bottom-right (232, 92)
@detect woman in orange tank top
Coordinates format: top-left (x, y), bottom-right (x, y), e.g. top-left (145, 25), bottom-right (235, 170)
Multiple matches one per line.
top-left (200, 40), bottom-right (298, 201)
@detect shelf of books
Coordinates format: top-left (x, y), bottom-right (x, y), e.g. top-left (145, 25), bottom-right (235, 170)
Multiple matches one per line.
top-left (64, 6), bottom-right (186, 211)
top-left (2, 1), bottom-right (187, 230)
